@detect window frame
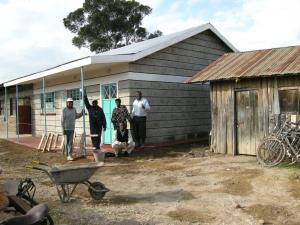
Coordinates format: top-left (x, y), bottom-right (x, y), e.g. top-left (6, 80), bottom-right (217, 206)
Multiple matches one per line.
top-left (278, 88), bottom-right (299, 114)
top-left (67, 88), bottom-right (82, 110)
top-left (40, 92), bottom-right (55, 113)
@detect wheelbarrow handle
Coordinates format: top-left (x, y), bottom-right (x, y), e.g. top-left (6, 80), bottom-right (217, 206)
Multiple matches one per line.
top-left (26, 166), bottom-right (49, 173)
top-left (37, 162), bottom-right (50, 166)
top-left (31, 161), bottom-right (50, 167)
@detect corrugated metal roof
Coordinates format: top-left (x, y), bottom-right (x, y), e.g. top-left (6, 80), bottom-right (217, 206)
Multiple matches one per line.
top-left (187, 45), bottom-right (300, 83)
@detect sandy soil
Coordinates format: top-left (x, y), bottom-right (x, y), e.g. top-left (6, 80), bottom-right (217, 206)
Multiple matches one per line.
top-left (1, 139), bottom-right (300, 225)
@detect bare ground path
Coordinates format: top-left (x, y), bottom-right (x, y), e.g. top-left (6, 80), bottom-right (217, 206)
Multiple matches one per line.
top-left (1, 139), bottom-right (300, 225)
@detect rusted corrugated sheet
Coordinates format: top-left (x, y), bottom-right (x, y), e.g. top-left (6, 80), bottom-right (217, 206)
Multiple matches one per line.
top-left (187, 45), bottom-right (300, 83)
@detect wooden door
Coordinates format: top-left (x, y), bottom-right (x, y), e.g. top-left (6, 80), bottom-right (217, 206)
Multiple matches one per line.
top-left (18, 105), bottom-right (32, 134)
top-left (235, 90), bottom-right (258, 155)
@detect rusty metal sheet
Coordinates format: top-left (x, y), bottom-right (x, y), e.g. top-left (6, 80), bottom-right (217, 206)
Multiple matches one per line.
top-left (187, 45), bottom-right (300, 83)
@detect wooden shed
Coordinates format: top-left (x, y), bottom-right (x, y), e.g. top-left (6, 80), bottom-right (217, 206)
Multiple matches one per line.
top-left (187, 45), bottom-right (300, 155)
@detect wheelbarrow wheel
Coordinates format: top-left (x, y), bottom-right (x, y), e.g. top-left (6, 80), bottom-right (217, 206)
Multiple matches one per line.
top-left (88, 182), bottom-right (108, 200)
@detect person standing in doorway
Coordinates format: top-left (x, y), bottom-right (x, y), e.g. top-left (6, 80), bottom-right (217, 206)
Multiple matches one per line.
top-left (61, 98), bottom-right (83, 161)
top-left (111, 98), bottom-right (131, 130)
top-left (84, 90), bottom-right (107, 153)
top-left (132, 91), bottom-right (150, 148)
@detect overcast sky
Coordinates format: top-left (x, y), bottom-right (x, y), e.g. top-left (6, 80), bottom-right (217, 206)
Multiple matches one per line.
top-left (0, 0), bottom-right (299, 83)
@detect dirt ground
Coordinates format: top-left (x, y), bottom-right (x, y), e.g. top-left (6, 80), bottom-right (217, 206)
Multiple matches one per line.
top-left (1, 139), bottom-right (300, 225)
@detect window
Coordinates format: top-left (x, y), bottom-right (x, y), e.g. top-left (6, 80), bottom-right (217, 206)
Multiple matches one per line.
top-left (9, 98), bottom-right (14, 116)
top-left (40, 92), bottom-right (55, 113)
top-left (67, 89), bottom-right (82, 109)
top-left (279, 89), bottom-right (299, 113)
top-left (102, 84), bottom-right (117, 99)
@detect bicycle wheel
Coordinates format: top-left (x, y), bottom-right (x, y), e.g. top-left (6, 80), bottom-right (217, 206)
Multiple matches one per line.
top-left (256, 137), bottom-right (286, 167)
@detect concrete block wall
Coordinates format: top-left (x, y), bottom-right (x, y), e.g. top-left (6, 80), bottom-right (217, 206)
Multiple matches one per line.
top-left (118, 79), bottom-right (211, 144)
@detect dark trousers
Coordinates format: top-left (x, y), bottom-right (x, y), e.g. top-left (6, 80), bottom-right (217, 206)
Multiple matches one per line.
top-left (91, 129), bottom-right (102, 150)
top-left (133, 116), bottom-right (147, 145)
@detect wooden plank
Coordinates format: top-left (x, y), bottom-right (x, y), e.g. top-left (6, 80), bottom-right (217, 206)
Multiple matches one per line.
top-left (118, 79), bottom-right (210, 91)
top-left (148, 51), bottom-right (214, 65)
top-left (195, 30), bottom-right (233, 47)
top-left (257, 79), bottom-right (264, 144)
top-left (220, 84), bottom-right (227, 154)
top-left (53, 134), bottom-right (59, 149)
top-left (262, 79), bottom-right (269, 137)
top-left (174, 41), bottom-right (228, 56)
top-left (162, 47), bottom-right (222, 61)
top-left (236, 91), bottom-right (245, 154)
top-left (37, 134), bottom-right (45, 150)
top-left (60, 135), bottom-right (65, 153)
top-left (42, 134), bottom-right (50, 152)
top-left (146, 133), bottom-right (208, 144)
top-left (211, 83), bottom-right (217, 152)
top-left (249, 90), bottom-right (258, 155)
top-left (146, 125), bottom-right (210, 137)
top-left (119, 88), bottom-right (209, 98)
top-left (46, 133), bottom-right (53, 151)
top-left (226, 82), bottom-right (235, 155)
top-left (135, 57), bottom-right (209, 71)
top-left (183, 36), bottom-right (231, 52)
top-left (216, 83), bottom-right (222, 153)
top-left (129, 63), bottom-right (200, 77)
top-left (120, 97), bottom-right (210, 106)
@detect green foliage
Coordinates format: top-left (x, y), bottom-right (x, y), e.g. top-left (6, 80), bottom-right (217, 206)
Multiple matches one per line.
top-left (63, 0), bottom-right (162, 53)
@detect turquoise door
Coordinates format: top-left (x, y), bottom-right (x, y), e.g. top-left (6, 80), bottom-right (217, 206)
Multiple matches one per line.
top-left (102, 83), bottom-right (117, 144)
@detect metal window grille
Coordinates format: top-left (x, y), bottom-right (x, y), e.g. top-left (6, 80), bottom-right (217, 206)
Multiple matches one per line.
top-left (41, 92), bottom-right (55, 113)
top-left (102, 84), bottom-right (117, 99)
top-left (67, 89), bottom-right (82, 110)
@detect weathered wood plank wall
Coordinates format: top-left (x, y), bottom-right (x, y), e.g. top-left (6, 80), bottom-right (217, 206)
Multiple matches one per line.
top-left (211, 76), bottom-right (300, 155)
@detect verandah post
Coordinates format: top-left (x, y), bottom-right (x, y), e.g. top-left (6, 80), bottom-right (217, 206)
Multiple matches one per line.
top-left (16, 85), bottom-right (19, 141)
top-left (5, 86), bottom-right (8, 139)
top-left (42, 77), bottom-right (47, 135)
top-left (80, 66), bottom-right (86, 156)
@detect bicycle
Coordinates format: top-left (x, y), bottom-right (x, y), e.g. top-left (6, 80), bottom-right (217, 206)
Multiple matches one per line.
top-left (256, 119), bottom-right (300, 167)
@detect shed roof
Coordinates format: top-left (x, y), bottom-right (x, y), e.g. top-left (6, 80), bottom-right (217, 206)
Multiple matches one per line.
top-left (187, 45), bottom-right (300, 83)
top-left (3, 23), bottom-right (237, 87)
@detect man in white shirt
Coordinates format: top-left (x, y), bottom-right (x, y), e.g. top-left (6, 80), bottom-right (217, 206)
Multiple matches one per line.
top-left (132, 91), bottom-right (150, 148)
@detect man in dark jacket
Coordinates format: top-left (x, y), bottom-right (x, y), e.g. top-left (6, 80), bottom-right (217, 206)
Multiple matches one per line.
top-left (84, 92), bottom-right (106, 150)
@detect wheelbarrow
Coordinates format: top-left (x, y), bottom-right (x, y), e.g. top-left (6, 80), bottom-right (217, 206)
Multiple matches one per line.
top-left (28, 162), bottom-right (109, 203)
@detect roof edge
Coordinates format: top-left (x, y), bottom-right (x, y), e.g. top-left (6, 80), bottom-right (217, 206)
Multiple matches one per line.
top-left (4, 57), bottom-right (92, 87)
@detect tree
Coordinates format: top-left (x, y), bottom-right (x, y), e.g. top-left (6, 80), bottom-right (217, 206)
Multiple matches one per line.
top-left (63, 0), bottom-right (162, 53)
